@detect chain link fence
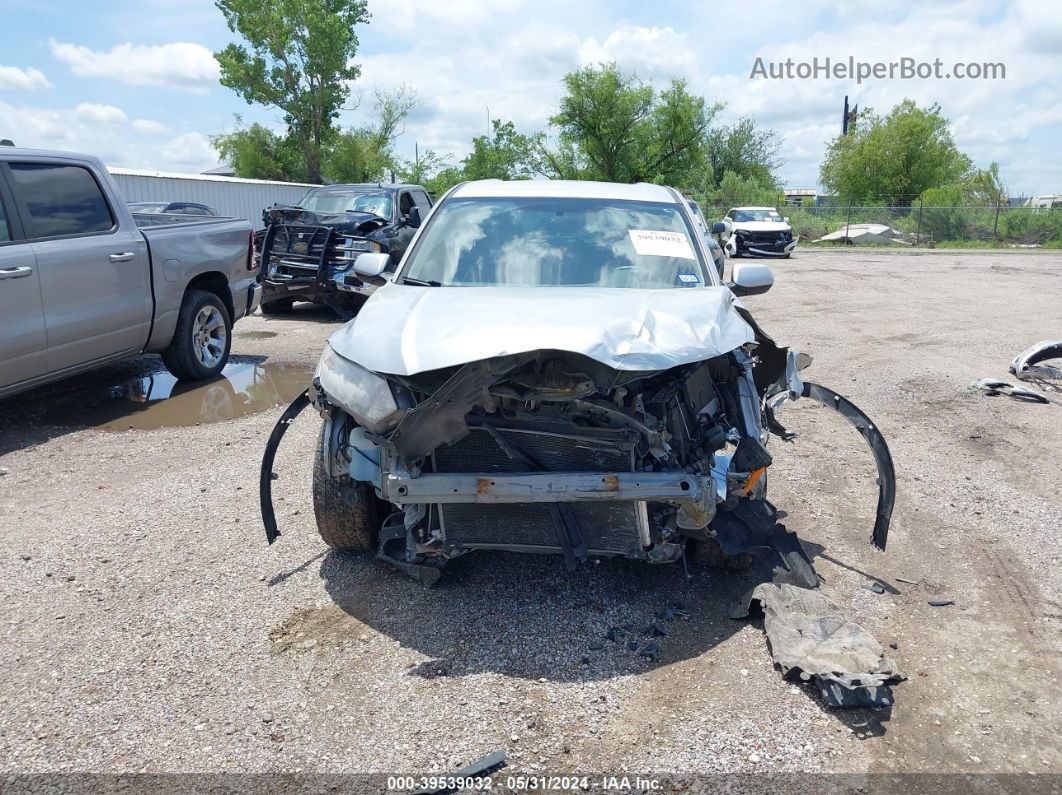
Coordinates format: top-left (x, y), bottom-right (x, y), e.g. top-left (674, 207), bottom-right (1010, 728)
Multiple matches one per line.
top-left (693, 194), bottom-right (1062, 247)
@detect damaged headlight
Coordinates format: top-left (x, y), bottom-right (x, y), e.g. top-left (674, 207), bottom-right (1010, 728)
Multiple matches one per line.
top-left (339, 237), bottom-right (382, 254)
top-left (315, 344), bottom-right (404, 433)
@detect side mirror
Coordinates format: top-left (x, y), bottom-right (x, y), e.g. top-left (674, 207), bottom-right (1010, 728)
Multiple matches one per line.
top-left (729, 262), bottom-right (774, 296)
top-left (710, 221), bottom-right (727, 234)
top-left (405, 206), bottom-right (422, 228)
top-left (352, 251), bottom-right (390, 277)
top-left (783, 216), bottom-right (790, 223)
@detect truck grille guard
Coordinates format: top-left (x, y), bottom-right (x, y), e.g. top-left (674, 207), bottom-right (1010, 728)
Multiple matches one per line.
top-left (261, 223), bottom-right (371, 290)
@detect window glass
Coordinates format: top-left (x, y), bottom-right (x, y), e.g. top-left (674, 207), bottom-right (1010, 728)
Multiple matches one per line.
top-left (0, 194), bottom-right (10, 242)
top-left (411, 190), bottom-right (431, 211)
top-left (403, 197), bottom-right (707, 288)
top-left (128, 202), bottom-right (167, 214)
top-left (298, 188), bottom-right (393, 220)
top-left (399, 192), bottom-right (415, 215)
top-left (9, 163), bottom-right (114, 238)
top-left (731, 209), bottom-right (782, 222)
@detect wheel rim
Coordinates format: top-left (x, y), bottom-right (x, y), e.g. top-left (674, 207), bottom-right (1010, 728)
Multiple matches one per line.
top-left (192, 305), bottom-right (226, 369)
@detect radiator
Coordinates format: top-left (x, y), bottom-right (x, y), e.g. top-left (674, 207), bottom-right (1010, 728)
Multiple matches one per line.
top-left (431, 425), bottom-right (643, 556)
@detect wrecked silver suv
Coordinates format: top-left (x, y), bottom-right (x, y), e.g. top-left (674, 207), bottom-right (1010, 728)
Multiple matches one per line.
top-left (261, 180), bottom-right (895, 588)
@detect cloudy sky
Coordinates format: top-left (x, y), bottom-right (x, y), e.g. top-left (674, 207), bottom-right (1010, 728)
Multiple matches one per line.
top-left (2, 0), bottom-right (1059, 194)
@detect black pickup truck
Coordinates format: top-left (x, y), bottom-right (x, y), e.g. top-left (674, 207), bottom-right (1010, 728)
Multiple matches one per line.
top-left (259, 183), bottom-right (432, 317)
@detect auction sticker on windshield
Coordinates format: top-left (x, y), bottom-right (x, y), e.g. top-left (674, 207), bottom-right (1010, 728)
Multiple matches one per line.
top-left (628, 229), bottom-right (695, 259)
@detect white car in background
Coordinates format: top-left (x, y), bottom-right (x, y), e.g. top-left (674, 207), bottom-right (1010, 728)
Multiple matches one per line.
top-left (723, 206), bottom-right (798, 258)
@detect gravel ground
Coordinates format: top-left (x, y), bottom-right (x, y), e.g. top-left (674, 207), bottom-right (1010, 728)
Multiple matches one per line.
top-left (0, 250), bottom-right (1059, 783)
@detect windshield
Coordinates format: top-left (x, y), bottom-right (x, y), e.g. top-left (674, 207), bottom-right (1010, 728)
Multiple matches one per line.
top-left (731, 209), bottom-right (782, 222)
top-left (298, 189), bottom-right (393, 219)
top-left (402, 197), bottom-right (708, 288)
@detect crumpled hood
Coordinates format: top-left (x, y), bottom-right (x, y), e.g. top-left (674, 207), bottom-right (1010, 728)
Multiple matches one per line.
top-left (261, 204), bottom-right (388, 234)
top-left (327, 285), bottom-right (756, 376)
top-left (733, 220), bottom-right (791, 233)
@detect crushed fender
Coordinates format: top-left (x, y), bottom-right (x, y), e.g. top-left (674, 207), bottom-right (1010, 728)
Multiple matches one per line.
top-left (771, 382), bottom-right (896, 550)
top-left (260, 390), bottom-right (312, 544)
top-left (732, 582), bottom-right (905, 708)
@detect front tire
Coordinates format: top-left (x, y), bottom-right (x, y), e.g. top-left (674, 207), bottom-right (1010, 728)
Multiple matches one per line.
top-left (161, 289), bottom-right (231, 381)
top-left (312, 420), bottom-right (380, 552)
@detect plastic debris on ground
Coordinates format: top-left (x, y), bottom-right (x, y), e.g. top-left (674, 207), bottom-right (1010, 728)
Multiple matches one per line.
top-left (731, 582), bottom-right (905, 708)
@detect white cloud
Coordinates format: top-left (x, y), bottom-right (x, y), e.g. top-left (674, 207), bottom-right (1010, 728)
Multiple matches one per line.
top-left (49, 40), bottom-right (219, 93)
top-left (344, 0), bottom-right (1062, 193)
top-left (368, 0), bottom-right (525, 33)
top-left (131, 118), bottom-right (169, 134)
top-left (161, 132), bottom-right (216, 170)
top-left (0, 100), bottom-right (216, 173)
top-left (74, 103), bottom-right (127, 125)
top-left (579, 26), bottom-right (698, 80)
top-left (0, 66), bottom-right (51, 91)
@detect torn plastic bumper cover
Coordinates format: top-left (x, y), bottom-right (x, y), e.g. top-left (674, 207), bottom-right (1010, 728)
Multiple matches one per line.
top-left (1010, 339), bottom-right (1062, 381)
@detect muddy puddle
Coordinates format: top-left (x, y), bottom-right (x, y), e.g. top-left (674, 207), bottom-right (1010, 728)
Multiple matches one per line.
top-left (44, 361), bottom-right (311, 431)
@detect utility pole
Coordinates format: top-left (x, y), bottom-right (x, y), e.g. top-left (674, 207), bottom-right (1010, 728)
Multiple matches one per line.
top-left (842, 96), bottom-right (858, 135)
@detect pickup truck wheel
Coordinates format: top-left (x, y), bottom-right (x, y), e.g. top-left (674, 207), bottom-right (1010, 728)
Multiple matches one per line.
top-left (161, 290), bottom-right (231, 381)
top-left (313, 421), bottom-right (379, 552)
top-left (260, 298), bottom-right (295, 315)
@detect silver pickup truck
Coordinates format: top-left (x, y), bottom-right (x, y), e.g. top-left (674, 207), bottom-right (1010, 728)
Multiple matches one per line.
top-left (0, 148), bottom-right (261, 398)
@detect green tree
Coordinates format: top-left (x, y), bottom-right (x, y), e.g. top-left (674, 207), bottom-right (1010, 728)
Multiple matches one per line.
top-left (462, 120), bottom-right (536, 181)
top-left (211, 118), bottom-right (303, 181)
top-left (820, 99), bottom-right (972, 205)
top-left (322, 87), bottom-right (418, 182)
top-left (214, 0), bottom-right (371, 183)
top-left (964, 161), bottom-right (1007, 206)
top-left (540, 63), bottom-right (722, 184)
top-left (709, 170), bottom-right (779, 207)
top-left (703, 118), bottom-right (780, 189)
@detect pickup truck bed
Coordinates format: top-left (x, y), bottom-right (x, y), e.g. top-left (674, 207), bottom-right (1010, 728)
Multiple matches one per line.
top-left (0, 148), bottom-right (260, 398)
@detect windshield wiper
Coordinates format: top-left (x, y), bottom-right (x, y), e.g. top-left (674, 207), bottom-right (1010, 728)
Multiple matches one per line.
top-left (401, 277), bottom-right (442, 286)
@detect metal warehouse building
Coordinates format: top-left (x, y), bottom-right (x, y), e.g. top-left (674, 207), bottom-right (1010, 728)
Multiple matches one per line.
top-left (108, 167), bottom-right (316, 228)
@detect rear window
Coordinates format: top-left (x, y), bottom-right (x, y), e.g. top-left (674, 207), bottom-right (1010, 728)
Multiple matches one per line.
top-left (9, 163), bottom-right (115, 239)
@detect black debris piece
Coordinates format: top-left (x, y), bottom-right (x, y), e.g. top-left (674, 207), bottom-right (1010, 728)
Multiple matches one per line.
top-left (928, 599), bottom-right (955, 607)
top-left (414, 751), bottom-right (507, 795)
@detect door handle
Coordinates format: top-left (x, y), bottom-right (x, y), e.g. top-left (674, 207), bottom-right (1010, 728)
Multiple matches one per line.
top-left (0, 265), bottom-right (33, 280)
top-left (109, 252), bottom-right (137, 263)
